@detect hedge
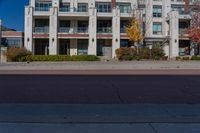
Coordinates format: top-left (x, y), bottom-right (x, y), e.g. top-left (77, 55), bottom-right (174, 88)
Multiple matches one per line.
top-left (17, 55), bottom-right (100, 62)
top-left (191, 56), bottom-right (200, 60)
top-left (115, 47), bottom-right (165, 61)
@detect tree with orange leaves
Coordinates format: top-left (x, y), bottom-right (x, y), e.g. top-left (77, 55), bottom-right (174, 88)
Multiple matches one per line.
top-left (188, 13), bottom-right (200, 44)
top-left (126, 17), bottom-right (143, 53)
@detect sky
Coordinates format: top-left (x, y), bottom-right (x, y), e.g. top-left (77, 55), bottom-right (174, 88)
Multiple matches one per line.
top-left (0, 0), bottom-right (29, 31)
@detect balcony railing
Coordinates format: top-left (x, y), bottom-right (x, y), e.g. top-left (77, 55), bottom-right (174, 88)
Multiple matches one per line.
top-left (59, 27), bottom-right (71, 33)
top-left (77, 27), bottom-right (88, 33)
top-left (120, 28), bottom-right (126, 33)
top-left (97, 27), bottom-right (112, 33)
top-left (179, 28), bottom-right (189, 35)
top-left (34, 27), bottom-right (49, 33)
top-left (35, 7), bottom-right (50, 11)
top-left (59, 7), bottom-right (70, 12)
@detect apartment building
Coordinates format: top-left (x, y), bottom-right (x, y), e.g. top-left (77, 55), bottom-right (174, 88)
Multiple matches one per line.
top-left (24, 0), bottom-right (199, 58)
top-left (0, 20), bottom-right (24, 47)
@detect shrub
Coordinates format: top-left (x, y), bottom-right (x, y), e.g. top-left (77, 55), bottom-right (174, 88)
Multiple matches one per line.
top-left (18, 55), bottom-right (100, 62)
top-left (191, 56), bottom-right (200, 60)
top-left (5, 47), bottom-right (32, 62)
top-left (151, 48), bottom-right (165, 60)
top-left (115, 47), bottom-right (137, 61)
top-left (176, 56), bottom-right (182, 61)
top-left (139, 48), bottom-right (150, 59)
top-left (115, 47), bottom-right (165, 61)
top-left (182, 56), bottom-right (190, 60)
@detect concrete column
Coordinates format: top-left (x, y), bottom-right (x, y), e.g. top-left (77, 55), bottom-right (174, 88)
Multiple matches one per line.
top-left (88, 8), bottom-right (97, 55)
top-left (70, 20), bottom-right (77, 34)
top-left (52, 0), bottom-right (59, 7)
top-left (89, 0), bottom-right (95, 8)
top-left (30, 0), bottom-right (35, 7)
top-left (49, 7), bottom-right (58, 55)
top-left (70, 39), bottom-right (77, 55)
top-left (24, 6), bottom-right (33, 52)
top-left (131, 0), bottom-right (137, 10)
top-left (163, 0), bottom-right (171, 36)
top-left (112, 8), bottom-right (120, 58)
top-left (70, 0), bottom-right (77, 12)
top-left (169, 11), bottom-right (179, 59)
top-left (145, 0), bottom-right (153, 38)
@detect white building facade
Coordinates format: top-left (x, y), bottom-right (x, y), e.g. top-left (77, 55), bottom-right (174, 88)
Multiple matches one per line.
top-left (24, 0), bottom-right (199, 58)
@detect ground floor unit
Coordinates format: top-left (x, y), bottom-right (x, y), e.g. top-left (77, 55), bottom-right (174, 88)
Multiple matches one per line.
top-left (31, 38), bottom-right (134, 58)
top-left (29, 37), bottom-right (200, 59)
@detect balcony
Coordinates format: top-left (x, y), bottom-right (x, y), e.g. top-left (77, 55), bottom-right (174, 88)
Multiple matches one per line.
top-left (77, 27), bottom-right (88, 33)
top-left (120, 28), bottom-right (126, 33)
top-left (35, 7), bottom-right (50, 12)
top-left (34, 27), bottom-right (49, 33)
top-left (97, 27), bottom-right (112, 33)
top-left (59, 27), bottom-right (71, 33)
top-left (59, 7), bottom-right (70, 12)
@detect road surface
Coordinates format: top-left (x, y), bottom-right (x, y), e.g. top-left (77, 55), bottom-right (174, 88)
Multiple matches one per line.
top-left (0, 74), bottom-right (200, 104)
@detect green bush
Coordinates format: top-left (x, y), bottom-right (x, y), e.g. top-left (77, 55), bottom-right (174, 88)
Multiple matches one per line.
top-left (115, 47), bottom-right (137, 61)
top-left (151, 48), bottom-right (165, 60)
top-left (18, 55), bottom-right (100, 62)
top-left (115, 47), bottom-right (165, 61)
top-left (182, 56), bottom-right (190, 60)
top-left (5, 47), bottom-right (32, 62)
top-left (191, 56), bottom-right (200, 60)
top-left (139, 48), bottom-right (150, 59)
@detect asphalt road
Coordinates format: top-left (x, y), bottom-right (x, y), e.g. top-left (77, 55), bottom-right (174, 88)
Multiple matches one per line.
top-left (0, 75), bottom-right (200, 104)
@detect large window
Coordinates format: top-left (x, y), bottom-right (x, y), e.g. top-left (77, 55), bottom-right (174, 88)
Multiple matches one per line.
top-left (77, 40), bottom-right (88, 55)
top-left (153, 22), bottom-right (162, 35)
top-left (96, 3), bottom-right (111, 13)
top-left (97, 20), bottom-right (112, 33)
top-left (60, 3), bottom-right (70, 12)
top-left (117, 3), bottom-right (131, 13)
top-left (153, 5), bottom-right (162, 17)
top-left (35, 1), bottom-right (52, 11)
top-left (34, 19), bottom-right (49, 33)
top-left (77, 3), bottom-right (88, 12)
top-left (171, 5), bottom-right (185, 15)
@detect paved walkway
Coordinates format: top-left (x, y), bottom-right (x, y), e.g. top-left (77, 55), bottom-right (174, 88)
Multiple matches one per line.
top-left (0, 104), bottom-right (200, 133)
top-left (1, 61), bottom-right (200, 71)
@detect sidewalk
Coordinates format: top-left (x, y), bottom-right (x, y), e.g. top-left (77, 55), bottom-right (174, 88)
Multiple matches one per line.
top-left (0, 104), bottom-right (200, 133)
top-left (1, 61), bottom-right (200, 70)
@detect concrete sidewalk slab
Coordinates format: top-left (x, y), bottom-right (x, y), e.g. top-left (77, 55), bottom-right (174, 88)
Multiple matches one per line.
top-left (1, 61), bottom-right (200, 71)
top-left (0, 123), bottom-right (155, 133)
top-left (152, 123), bottom-right (200, 133)
top-left (0, 104), bottom-right (200, 123)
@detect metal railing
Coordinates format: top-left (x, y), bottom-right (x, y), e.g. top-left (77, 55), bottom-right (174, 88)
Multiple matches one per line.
top-left (120, 28), bottom-right (126, 33)
top-left (97, 27), bottom-right (112, 33)
top-left (34, 27), bottom-right (49, 33)
top-left (35, 7), bottom-right (50, 11)
top-left (59, 27), bottom-right (71, 33)
top-left (77, 27), bottom-right (88, 33)
top-left (179, 28), bottom-right (188, 35)
top-left (59, 7), bottom-right (70, 12)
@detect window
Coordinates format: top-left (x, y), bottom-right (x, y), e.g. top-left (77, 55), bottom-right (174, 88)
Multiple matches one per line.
top-left (77, 40), bottom-right (88, 55)
top-left (35, 1), bottom-right (52, 11)
top-left (60, 3), bottom-right (70, 12)
top-left (97, 20), bottom-right (112, 33)
top-left (117, 3), bottom-right (131, 13)
top-left (153, 22), bottom-right (162, 35)
top-left (4, 38), bottom-right (22, 47)
top-left (34, 19), bottom-right (49, 33)
top-left (171, 5), bottom-right (185, 15)
top-left (96, 3), bottom-right (111, 13)
top-left (153, 5), bottom-right (162, 17)
top-left (77, 3), bottom-right (88, 12)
